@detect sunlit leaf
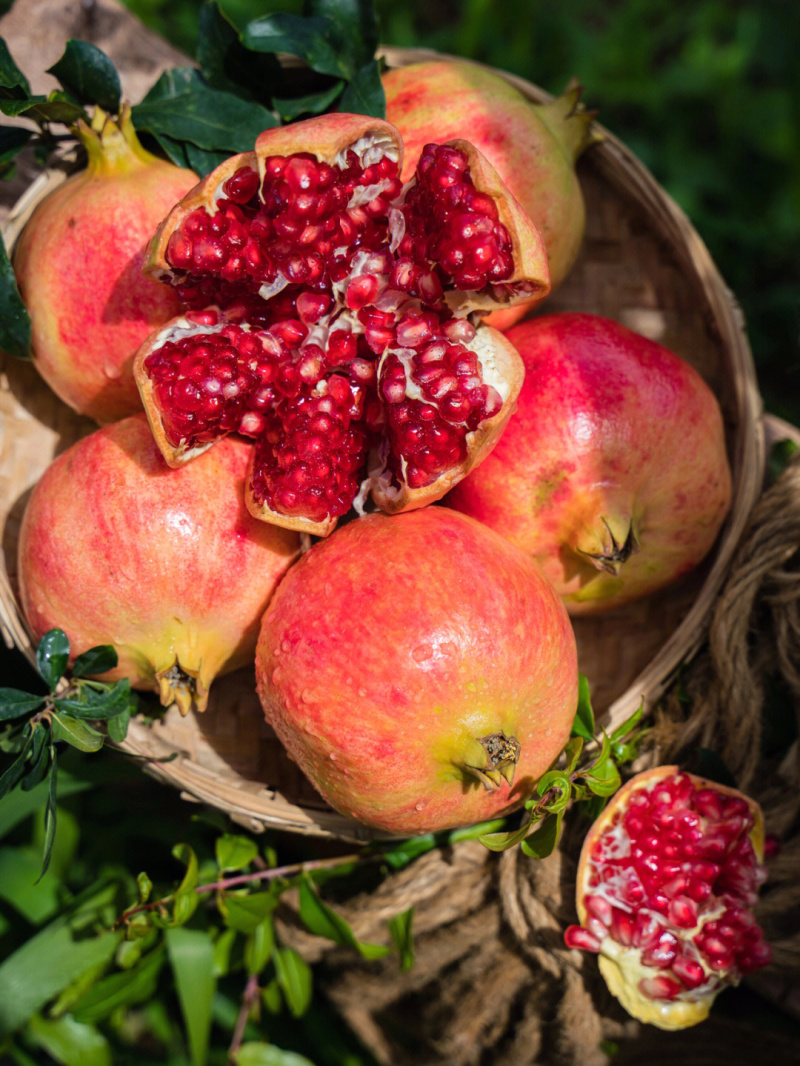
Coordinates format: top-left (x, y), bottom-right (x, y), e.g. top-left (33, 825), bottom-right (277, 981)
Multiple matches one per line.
top-left (50, 714), bottom-right (104, 752)
top-left (216, 833), bottom-right (259, 873)
top-left (388, 908), bottom-right (414, 972)
top-left (36, 629), bottom-right (69, 689)
top-left (71, 645), bottom-right (118, 678)
top-left (520, 812), bottom-right (563, 859)
top-left (298, 876), bottom-right (390, 959)
top-left (71, 945), bottom-right (166, 1024)
top-left (571, 674), bottom-right (595, 740)
top-left (222, 890), bottom-right (279, 935)
top-left (244, 916), bottom-right (275, 976)
top-left (26, 1012), bottom-right (112, 1066)
top-left (235, 1042), bottom-right (316, 1066)
top-left (46, 40), bottom-right (121, 113)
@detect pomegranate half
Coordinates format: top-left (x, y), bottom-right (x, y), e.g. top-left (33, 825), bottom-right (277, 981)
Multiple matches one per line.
top-left (255, 507), bottom-right (578, 835)
top-left (564, 766), bottom-right (772, 1029)
top-left (132, 112), bottom-right (550, 536)
top-left (445, 313), bottom-right (733, 613)
top-left (17, 414), bottom-right (301, 714)
top-left (12, 106), bottom-right (198, 423)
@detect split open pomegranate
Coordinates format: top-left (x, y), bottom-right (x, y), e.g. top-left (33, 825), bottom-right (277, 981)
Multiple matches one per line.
top-left (133, 113), bottom-right (549, 534)
top-left (564, 766), bottom-right (772, 1030)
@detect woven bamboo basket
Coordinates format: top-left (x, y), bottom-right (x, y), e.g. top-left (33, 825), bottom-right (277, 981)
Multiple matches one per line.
top-left (0, 47), bottom-right (766, 843)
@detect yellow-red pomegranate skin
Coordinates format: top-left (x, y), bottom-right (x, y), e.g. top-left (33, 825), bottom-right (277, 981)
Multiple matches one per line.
top-left (255, 508), bottom-right (579, 834)
top-left (445, 313), bottom-right (733, 614)
top-left (13, 110), bottom-right (198, 424)
top-left (17, 414), bottom-right (301, 711)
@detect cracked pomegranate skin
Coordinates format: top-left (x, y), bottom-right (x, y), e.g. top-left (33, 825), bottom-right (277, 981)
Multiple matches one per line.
top-left (17, 414), bottom-right (301, 712)
top-left (255, 507), bottom-right (579, 834)
top-left (445, 313), bottom-right (733, 614)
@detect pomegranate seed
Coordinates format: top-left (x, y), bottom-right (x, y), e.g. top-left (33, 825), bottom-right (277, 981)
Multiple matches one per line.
top-left (639, 975), bottom-right (683, 1001)
top-left (564, 925), bottom-right (602, 953)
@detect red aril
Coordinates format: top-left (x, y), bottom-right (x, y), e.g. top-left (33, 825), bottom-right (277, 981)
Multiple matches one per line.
top-left (255, 507), bottom-right (578, 834)
top-left (564, 766), bottom-right (772, 1030)
top-left (445, 313), bottom-right (732, 613)
top-left (383, 60), bottom-right (598, 329)
top-left (133, 113), bottom-right (549, 536)
top-left (17, 414), bottom-right (300, 713)
top-left (12, 106), bottom-right (198, 423)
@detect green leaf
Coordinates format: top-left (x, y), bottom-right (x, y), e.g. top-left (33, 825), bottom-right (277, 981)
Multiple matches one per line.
top-left (131, 68), bottom-right (277, 155)
top-left (38, 752), bottom-right (58, 878)
top-left (50, 714), bottom-right (104, 753)
top-left (310, 0), bottom-right (380, 68)
top-left (388, 908), bottom-right (414, 972)
top-left (272, 946), bottom-right (313, 1019)
top-left (171, 843), bottom-right (200, 926)
top-left (0, 36), bottom-right (31, 97)
top-left (54, 678), bottom-right (134, 720)
top-left (767, 437), bottom-right (799, 486)
top-left (244, 916), bottom-right (275, 976)
top-left (583, 754), bottom-right (622, 797)
top-left (271, 80), bottom-right (345, 123)
top-left (337, 58), bottom-right (385, 118)
top-left (479, 816), bottom-right (538, 852)
top-left (0, 123), bottom-right (33, 175)
top-left (70, 945), bottom-right (166, 1024)
top-left (377, 833), bottom-right (437, 870)
top-left (0, 844), bottom-right (62, 923)
top-left (536, 770), bottom-right (573, 813)
top-left (261, 978), bottom-right (282, 1015)
top-left (235, 1043), bottom-right (316, 1066)
top-left (0, 725), bottom-right (35, 797)
top-left (0, 227), bottom-right (31, 358)
top-left (197, 1), bottom-right (282, 101)
top-left (222, 890), bottom-right (278, 935)
top-left (242, 13), bottom-right (351, 80)
top-left (46, 40), bottom-right (121, 113)
top-left (25, 1013), bottom-right (112, 1066)
top-left (608, 703), bottom-right (645, 743)
top-left (105, 705), bottom-right (132, 744)
top-left (36, 629), bottom-right (70, 689)
top-left (0, 687), bottom-right (44, 719)
top-left (0, 881), bottom-right (123, 1036)
top-left (166, 926), bottom-right (216, 1066)
top-left (136, 872), bottom-right (153, 904)
top-left (562, 736), bottom-right (584, 774)
top-left (520, 813), bottom-right (563, 859)
top-left (571, 674), bottom-right (595, 740)
top-left (216, 833), bottom-right (259, 873)
top-left (298, 877), bottom-right (390, 959)
top-left (71, 645), bottom-right (118, 678)
top-left (20, 723), bottom-right (50, 790)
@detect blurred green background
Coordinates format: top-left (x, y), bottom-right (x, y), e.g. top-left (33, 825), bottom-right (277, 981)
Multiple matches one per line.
top-left (119, 0), bottom-right (800, 423)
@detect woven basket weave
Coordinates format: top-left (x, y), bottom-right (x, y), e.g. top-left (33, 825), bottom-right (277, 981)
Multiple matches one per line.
top-left (0, 47), bottom-right (765, 842)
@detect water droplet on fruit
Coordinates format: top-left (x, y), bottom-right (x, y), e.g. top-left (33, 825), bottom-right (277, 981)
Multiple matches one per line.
top-left (272, 668), bottom-right (282, 684)
top-left (415, 802), bottom-right (424, 811)
top-left (103, 361), bottom-right (122, 380)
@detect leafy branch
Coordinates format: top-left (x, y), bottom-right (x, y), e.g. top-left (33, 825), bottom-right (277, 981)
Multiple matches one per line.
top-left (480, 676), bottom-right (649, 856)
top-left (0, 628), bottom-right (138, 876)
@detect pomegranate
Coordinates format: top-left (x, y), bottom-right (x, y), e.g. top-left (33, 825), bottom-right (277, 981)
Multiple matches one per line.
top-left (254, 507), bottom-right (578, 835)
top-left (17, 414), bottom-right (300, 714)
top-left (383, 60), bottom-right (598, 328)
top-left (564, 766), bottom-right (772, 1029)
top-left (12, 105), bottom-right (198, 424)
top-left (132, 112), bottom-right (550, 536)
top-left (445, 313), bottom-right (732, 613)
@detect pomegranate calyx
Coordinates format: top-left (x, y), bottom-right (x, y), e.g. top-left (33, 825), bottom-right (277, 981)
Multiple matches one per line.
top-left (156, 658), bottom-right (209, 717)
top-left (576, 517), bottom-right (640, 577)
top-left (461, 731), bottom-right (521, 790)
top-left (536, 79), bottom-right (604, 164)
top-left (74, 103), bottom-right (166, 177)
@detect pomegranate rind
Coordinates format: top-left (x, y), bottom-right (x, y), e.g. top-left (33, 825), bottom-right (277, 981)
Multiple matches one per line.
top-left (368, 325), bottom-right (526, 514)
top-left (571, 765), bottom-right (767, 1031)
top-left (255, 508), bottom-right (578, 834)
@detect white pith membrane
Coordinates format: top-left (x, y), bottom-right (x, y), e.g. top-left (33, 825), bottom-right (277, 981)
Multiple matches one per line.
top-left (139, 127), bottom-right (529, 531)
top-left (565, 771), bottom-right (771, 1030)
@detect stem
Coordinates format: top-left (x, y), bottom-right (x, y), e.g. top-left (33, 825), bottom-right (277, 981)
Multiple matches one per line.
top-left (116, 852), bottom-right (364, 926)
top-left (227, 972), bottom-right (261, 1065)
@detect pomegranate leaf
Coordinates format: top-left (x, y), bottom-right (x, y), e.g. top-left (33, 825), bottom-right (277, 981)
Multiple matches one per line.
top-left (310, 0), bottom-right (381, 69)
top-left (272, 946), bottom-right (313, 1018)
top-left (0, 688), bottom-right (46, 720)
top-left (242, 13), bottom-right (351, 81)
top-left (68, 945), bottom-right (166, 1025)
top-left (50, 715), bottom-right (104, 753)
top-left (244, 917), bottom-right (276, 977)
top-left (479, 819), bottom-right (537, 852)
top-left (0, 123), bottom-right (33, 176)
top-left (197, 2), bottom-right (284, 103)
top-left (388, 907), bottom-right (415, 972)
top-left (216, 832), bottom-right (260, 873)
top-left (165, 925), bottom-right (216, 1066)
top-left (36, 628), bottom-right (70, 689)
top-left (570, 673), bottom-right (596, 740)
top-left (0, 229), bottom-right (31, 359)
top-left (338, 57), bottom-right (385, 119)
top-left (520, 812), bottom-right (563, 859)
top-left (272, 79), bottom-right (347, 123)
top-left (46, 40), bottom-right (121, 114)
top-left (535, 770), bottom-right (573, 814)
top-left (53, 678), bottom-right (135, 720)
top-left (0, 36), bottom-right (31, 98)
top-left (38, 754), bottom-right (57, 880)
top-left (298, 876), bottom-right (391, 959)
top-left (71, 643), bottom-right (118, 678)
top-left (19, 723), bottom-right (49, 790)
top-left (0, 724), bottom-right (35, 798)
top-left (222, 891), bottom-right (280, 936)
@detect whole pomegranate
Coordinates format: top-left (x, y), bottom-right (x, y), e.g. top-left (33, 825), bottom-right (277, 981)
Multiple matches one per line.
top-left (17, 414), bottom-right (300, 714)
top-left (445, 313), bottom-right (732, 614)
top-left (383, 60), bottom-right (599, 328)
top-left (12, 105), bottom-right (198, 423)
top-left (132, 112), bottom-right (549, 536)
top-left (564, 766), bottom-right (772, 1029)
top-left (255, 507), bottom-right (578, 835)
